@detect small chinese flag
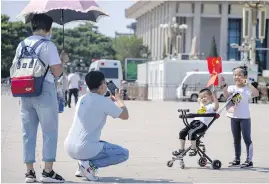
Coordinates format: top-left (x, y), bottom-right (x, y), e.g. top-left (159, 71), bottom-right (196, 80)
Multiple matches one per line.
top-left (206, 74), bottom-right (219, 87)
top-left (207, 57), bottom-right (222, 74)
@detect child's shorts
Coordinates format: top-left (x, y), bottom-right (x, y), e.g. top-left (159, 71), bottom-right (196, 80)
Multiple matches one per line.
top-left (179, 120), bottom-right (207, 140)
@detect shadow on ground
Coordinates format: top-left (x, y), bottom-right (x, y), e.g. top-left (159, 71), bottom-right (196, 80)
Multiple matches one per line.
top-left (186, 166), bottom-right (269, 174)
top-left (80, 177), bottom-right (183, 183)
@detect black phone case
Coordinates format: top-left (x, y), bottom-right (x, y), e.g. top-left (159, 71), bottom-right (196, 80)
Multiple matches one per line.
top-left (107, 81), bottom-right (118, 96)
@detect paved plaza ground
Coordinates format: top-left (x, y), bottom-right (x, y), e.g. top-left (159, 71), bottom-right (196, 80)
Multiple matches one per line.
top-left (1, 94), bottom-right (269, 183)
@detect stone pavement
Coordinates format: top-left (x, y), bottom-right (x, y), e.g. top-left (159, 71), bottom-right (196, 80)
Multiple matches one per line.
top-left (1, 95), bottom-right (269, 183)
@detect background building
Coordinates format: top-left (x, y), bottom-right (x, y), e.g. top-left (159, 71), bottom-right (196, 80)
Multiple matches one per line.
top-left (125, 1), bottom-right (269, 69)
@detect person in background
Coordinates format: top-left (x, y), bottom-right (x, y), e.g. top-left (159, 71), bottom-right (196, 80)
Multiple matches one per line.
top-left (251, 80), bottom-right (259, 104)
top-left (67, 70), bottom-right (80, 108)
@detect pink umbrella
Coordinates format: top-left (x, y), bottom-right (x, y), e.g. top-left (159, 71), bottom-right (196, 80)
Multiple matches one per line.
top-left (18, 0), bottom-right (109, 48)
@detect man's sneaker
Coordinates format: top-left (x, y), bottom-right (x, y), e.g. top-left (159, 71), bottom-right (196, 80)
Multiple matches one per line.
top-left (172, 149), bottom-right (185, 156)
top-left (75, 164), bottom-right (84, 177)
top-left (79, 161), bottom-right (99, 181)
top-left (25, 170), bottom-right (37, 183)
top-left (40, 170), bottom-right (65, 183)
top-left (228, 160), bottom-right (240, 167)
top-left (241, 160), bottom-right (253, 168)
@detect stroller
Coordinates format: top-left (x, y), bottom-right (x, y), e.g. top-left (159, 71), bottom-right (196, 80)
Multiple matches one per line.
top-left (167, 93), bottom-right (241, 170)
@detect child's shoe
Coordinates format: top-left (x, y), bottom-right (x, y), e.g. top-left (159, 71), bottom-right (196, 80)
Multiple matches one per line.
top-left (172, 149), bottom-right (185, 156)
top-left (189, 149), bottom-right (198, 156)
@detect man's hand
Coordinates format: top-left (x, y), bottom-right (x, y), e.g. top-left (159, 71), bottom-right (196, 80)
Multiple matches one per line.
top-left (113, 89), bottom-right (129, 120)
top-left (109, 92), bottom-right (116, 102)
top-left (60, 50), bottom-right (69, 64)
top-left (114, 89), bottom-right (123, 102)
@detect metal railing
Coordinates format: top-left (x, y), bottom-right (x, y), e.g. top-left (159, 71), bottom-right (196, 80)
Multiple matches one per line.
top-left (127, 83), bottom-right (179, 101)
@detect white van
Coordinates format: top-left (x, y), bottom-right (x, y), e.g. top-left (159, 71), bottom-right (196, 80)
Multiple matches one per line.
top-left (176, 71), bottom-right (234, 102)
top-left (89, 59), bottom-right (123, 89)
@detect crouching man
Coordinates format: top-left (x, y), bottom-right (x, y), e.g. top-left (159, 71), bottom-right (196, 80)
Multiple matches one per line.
top-left (64, 71), bottom-right (129, 181)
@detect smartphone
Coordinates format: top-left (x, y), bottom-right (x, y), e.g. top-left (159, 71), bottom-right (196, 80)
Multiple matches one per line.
top-left (106, 81), bottom-right (119, 96)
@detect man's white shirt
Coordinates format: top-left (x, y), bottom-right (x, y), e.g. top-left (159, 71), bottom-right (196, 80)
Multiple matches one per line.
top-left (68, 73), bottom-right (80, 89)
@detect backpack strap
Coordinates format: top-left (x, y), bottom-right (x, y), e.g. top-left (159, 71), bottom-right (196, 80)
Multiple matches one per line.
top-left (32, 38), bottom-right (47, 53)
top-left (33, 39), bottom-right (50, 78)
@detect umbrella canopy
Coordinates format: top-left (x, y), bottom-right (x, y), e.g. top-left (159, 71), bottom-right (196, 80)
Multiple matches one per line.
top-left (18, 0), bottom-right (109, 25)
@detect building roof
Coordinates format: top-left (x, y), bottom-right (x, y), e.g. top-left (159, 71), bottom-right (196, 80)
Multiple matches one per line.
top-left (125, 0), bottom-right (269, 19)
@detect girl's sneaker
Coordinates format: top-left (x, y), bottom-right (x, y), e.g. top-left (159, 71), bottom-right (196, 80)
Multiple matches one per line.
top-left (25, 170), bottom-right (37, 183)
top-left (79, 161), bottom-right (99, 181)
top-left (40, 170), bottom-right (65, 183)
top-left (241, 160), bottom-right (253, 168)
top-left (228, 160), bottom-right (240, 167)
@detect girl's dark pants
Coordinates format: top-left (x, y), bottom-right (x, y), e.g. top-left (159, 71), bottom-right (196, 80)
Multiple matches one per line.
top-left (231, 118), bottom-right (253, 162)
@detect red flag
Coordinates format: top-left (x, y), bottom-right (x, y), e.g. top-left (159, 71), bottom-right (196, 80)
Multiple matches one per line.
top-left (207, 57), bottom-right (222, 74)
top-left (206, 74), bottom-right (219, 87)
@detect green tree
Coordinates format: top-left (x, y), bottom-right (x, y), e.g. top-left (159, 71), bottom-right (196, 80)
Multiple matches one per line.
top-left (113, 35), bottom-right (150, 63)
top-left (1, 14), bottom-right (32, 77)
top-left (208, 36), bottom-right (219, 57)
top-left (1, 16), bottom-right (116, 77)
top-left (52, 23), bottom-right (116, 66)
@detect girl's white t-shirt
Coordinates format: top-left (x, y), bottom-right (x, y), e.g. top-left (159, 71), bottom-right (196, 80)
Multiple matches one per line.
top-left (226, 85), bottom-right (252, 119)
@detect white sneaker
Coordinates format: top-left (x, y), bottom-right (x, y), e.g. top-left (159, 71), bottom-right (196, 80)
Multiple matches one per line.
top-left (79, 161), bottom-right (99, 181)
top-left (75, 166), bottom-right (84, 177)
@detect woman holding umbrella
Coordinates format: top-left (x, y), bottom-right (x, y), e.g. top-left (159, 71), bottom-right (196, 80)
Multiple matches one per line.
top-left (17, 0), bottom-right (108, 182)
top-left (13, 14), bottom-right (68, 183)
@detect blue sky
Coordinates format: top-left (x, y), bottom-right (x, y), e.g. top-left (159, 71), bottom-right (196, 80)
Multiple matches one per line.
top-left (1, 0), bottom-right (136, 37)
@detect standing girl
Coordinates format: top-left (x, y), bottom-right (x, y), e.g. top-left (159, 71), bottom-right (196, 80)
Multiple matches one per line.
top-left (221, 65), bottom-right (259, 168)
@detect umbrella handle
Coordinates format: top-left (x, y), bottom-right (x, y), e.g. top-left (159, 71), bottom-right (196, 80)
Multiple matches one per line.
top-left (62, 24), bottom-right (64, 50)
top-left (61, 9), bottom-right (64, 50)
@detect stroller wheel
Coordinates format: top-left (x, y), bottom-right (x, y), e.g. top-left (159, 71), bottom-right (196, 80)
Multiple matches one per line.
top-left (167, 160), bottom-right (174, 167)
top-left (198, 157), bottom-right (207, 167)
top-left (212, 160), bottom-right (222, 169)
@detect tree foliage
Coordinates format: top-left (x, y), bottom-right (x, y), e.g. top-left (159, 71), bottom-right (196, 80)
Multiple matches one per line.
top-left (51, 23), bottom-right (116, 66)
top-left (1, 14), bottom-right (150, 78)
top-left (1, 14), bottom-right (32, 77)
top-left (112, 35), bottom-right (150, 63)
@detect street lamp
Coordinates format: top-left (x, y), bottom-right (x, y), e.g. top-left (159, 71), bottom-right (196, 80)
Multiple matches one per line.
top-left (242, 1), bottom-right (267, 65)
top-left (160, 17), bottom-right (188, 58)
top-left (230, 42), bottom-right (251, 64)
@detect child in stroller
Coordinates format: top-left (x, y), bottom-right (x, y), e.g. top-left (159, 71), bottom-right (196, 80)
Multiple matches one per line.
top-left (167, 88), bottom-right (242, 169)
top-left (172, 88), bottom-right (219, 157)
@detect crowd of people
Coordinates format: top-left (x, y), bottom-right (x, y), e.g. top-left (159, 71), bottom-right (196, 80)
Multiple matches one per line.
top-left (9, 13), bottom-right (266, 183)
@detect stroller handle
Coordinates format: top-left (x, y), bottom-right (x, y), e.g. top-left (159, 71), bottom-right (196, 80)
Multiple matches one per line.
top-left (178, 109), bottom-right (190, 112)
top-left (179, 113), bottom-right (220, 119)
